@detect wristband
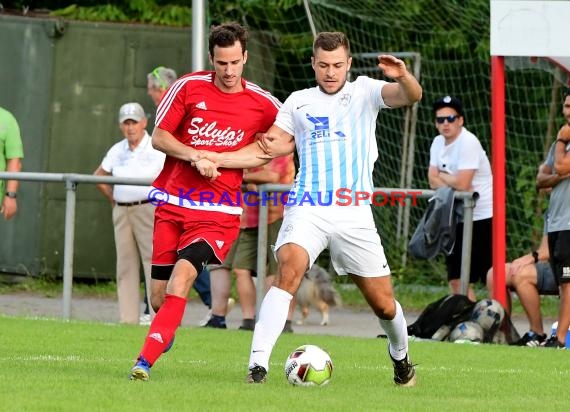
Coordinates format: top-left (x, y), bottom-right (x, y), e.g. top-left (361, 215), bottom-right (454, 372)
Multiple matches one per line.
top-left (5, 191), bottom-right (17, 199)
top-left (532, 250), bottom-right (539, 263)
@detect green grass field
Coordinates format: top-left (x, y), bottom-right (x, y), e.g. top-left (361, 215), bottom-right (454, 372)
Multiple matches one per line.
top-left (1, 316), bottom-right (567, 411)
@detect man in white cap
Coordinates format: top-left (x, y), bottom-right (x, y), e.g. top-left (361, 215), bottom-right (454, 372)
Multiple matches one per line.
top-left (94, 102), bottom-right (165, 324)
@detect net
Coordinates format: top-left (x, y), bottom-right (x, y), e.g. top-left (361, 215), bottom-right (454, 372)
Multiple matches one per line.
top-left (208, 0), bottom-right (569, 284)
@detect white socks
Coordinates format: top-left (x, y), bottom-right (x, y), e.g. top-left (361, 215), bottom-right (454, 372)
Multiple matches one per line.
top-left (248, 286), bottom-right (293, 371)
top-left (379, 300), bottom-right (409, 361)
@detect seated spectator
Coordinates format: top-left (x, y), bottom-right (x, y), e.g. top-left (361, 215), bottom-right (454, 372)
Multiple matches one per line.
top-left (487, 230), bottom-right (557, 346)
top-left (487, 135), bottom-right (567, 346)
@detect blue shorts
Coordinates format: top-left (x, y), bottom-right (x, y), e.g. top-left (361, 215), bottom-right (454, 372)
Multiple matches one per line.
top-left (535, 261), bottom-right (558, 295)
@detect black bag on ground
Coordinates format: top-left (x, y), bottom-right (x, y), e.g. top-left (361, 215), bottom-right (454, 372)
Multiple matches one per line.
top-left (407, 294), bottom-right (476, 339)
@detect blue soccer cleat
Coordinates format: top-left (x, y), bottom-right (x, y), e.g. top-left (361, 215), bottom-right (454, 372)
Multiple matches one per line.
top-left (129, 356), bottom-right (151, 381)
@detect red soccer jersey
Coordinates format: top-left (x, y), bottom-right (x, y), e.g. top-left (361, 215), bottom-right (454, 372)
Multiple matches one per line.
top-left (153, 71), bottom-right (280, 213)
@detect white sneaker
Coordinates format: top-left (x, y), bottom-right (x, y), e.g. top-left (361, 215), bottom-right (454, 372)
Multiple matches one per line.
top-left (139, 314), bottom-right (151, 326)
top-left (198, 309), bottom-right (212, 327)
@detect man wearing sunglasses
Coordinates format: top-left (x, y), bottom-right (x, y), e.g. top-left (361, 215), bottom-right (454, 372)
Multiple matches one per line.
top-left (428, 95), bottom-right (493, 302)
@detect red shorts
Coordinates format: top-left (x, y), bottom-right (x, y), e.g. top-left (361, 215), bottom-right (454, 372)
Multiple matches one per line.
top-left (152, 203), bottom-right (240, 266)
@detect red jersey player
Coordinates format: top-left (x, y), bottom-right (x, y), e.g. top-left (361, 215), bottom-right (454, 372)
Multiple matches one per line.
top-left (129, 22), bottom-right (280, 381)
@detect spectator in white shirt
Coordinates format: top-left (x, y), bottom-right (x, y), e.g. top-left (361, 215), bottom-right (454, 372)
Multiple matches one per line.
top-left (94, 102), bottom-right (165, 324)
top-left (428, 95), bottom-right (493, 301)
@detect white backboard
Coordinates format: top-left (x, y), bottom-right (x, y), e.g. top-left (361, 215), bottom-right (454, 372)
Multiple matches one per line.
top-left (491, 0), bottom-right (570, 56)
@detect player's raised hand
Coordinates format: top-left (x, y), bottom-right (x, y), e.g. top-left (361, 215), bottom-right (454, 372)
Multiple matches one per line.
top-left (378, 55), bottom-right (408, 79)
top-left (195, 158), bottom-right (221, 181)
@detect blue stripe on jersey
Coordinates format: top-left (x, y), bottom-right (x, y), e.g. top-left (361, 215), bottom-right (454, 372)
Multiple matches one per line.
top-left (338, 128), bottom-right (347, 192)
top-left (292, 139), bottom-right (307, 200)
top-left (323, 130), bottom-right (333, 196)
top-left (310, 137), bottom-right (319, 201)
top-left (360, 120), bottom-right (371, 193)
top-left (351, 120), bottom-right (361, 192)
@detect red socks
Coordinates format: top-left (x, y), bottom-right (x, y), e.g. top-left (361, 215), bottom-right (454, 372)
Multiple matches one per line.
top-left (139, 294), bottom-right (186, 365)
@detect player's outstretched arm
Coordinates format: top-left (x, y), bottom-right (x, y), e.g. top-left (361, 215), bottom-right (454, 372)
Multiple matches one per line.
top-left (209, 125), bottom-right (295, 169)
top-left (377, 54), bottom-right (422, 108)
top-left (151, 126), bottom-right (202, 163)
top-left (202, 142), bottom-right (268, 170)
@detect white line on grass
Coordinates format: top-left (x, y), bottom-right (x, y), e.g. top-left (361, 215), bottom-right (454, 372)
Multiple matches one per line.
top-left (4, 356), bottom-right (569, 377)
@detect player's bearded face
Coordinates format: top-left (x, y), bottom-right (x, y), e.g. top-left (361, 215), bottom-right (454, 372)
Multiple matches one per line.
top-left (312, 47), bottom-right (351, 95)
top-left (210, 42), bottom-right (247, 93)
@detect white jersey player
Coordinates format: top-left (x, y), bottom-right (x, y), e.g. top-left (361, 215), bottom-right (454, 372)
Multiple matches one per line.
top-left (205, 31), bottom-right (423, 387)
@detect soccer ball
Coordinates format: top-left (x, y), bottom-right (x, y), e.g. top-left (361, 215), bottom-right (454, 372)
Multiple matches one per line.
top-left (471, 299), bottom-right (505, 332)
top-left (449, 321), bottom-right (484, 343)
top-left (284, 344), bottom-right (333, 386)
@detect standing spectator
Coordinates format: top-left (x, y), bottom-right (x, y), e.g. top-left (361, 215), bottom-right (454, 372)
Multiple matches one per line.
top-left (94, 102), bottom-right (165, 324)
top-left (0, 106), bottom-right (24, 220)
top-left (543, 88), bottom-right (570, 348)
top-left (144, 65), bottom-right (213, 325)
top-left (207, 155), bottom-right (296, 331)
top-left (428, 95), bottom-right (493, 301)
top-left (206, 31), bottom-right (422, 386)
top-left (128, 22), bottom-right (280, 381)
top-left (487, 138), bottom-right (568, 346)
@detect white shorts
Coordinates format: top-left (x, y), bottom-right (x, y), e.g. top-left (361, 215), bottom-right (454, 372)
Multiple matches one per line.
top-left (274, 205), bottom-right (390, 277)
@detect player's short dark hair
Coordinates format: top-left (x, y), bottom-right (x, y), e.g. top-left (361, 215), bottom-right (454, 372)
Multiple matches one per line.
top-left (563, 88), bottom-right (570, 101)
top-left (208, 22), bottom-right (248, 56)
top-left (313, 32), bottom-right (350, 56)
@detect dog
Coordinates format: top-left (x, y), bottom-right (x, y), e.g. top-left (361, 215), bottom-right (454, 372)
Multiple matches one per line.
top-left (295, 264), bottom-right (342, 326)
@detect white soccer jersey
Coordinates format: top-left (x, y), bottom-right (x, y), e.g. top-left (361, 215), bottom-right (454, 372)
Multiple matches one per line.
top-left (275, 76), bottom-right (388, 205)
